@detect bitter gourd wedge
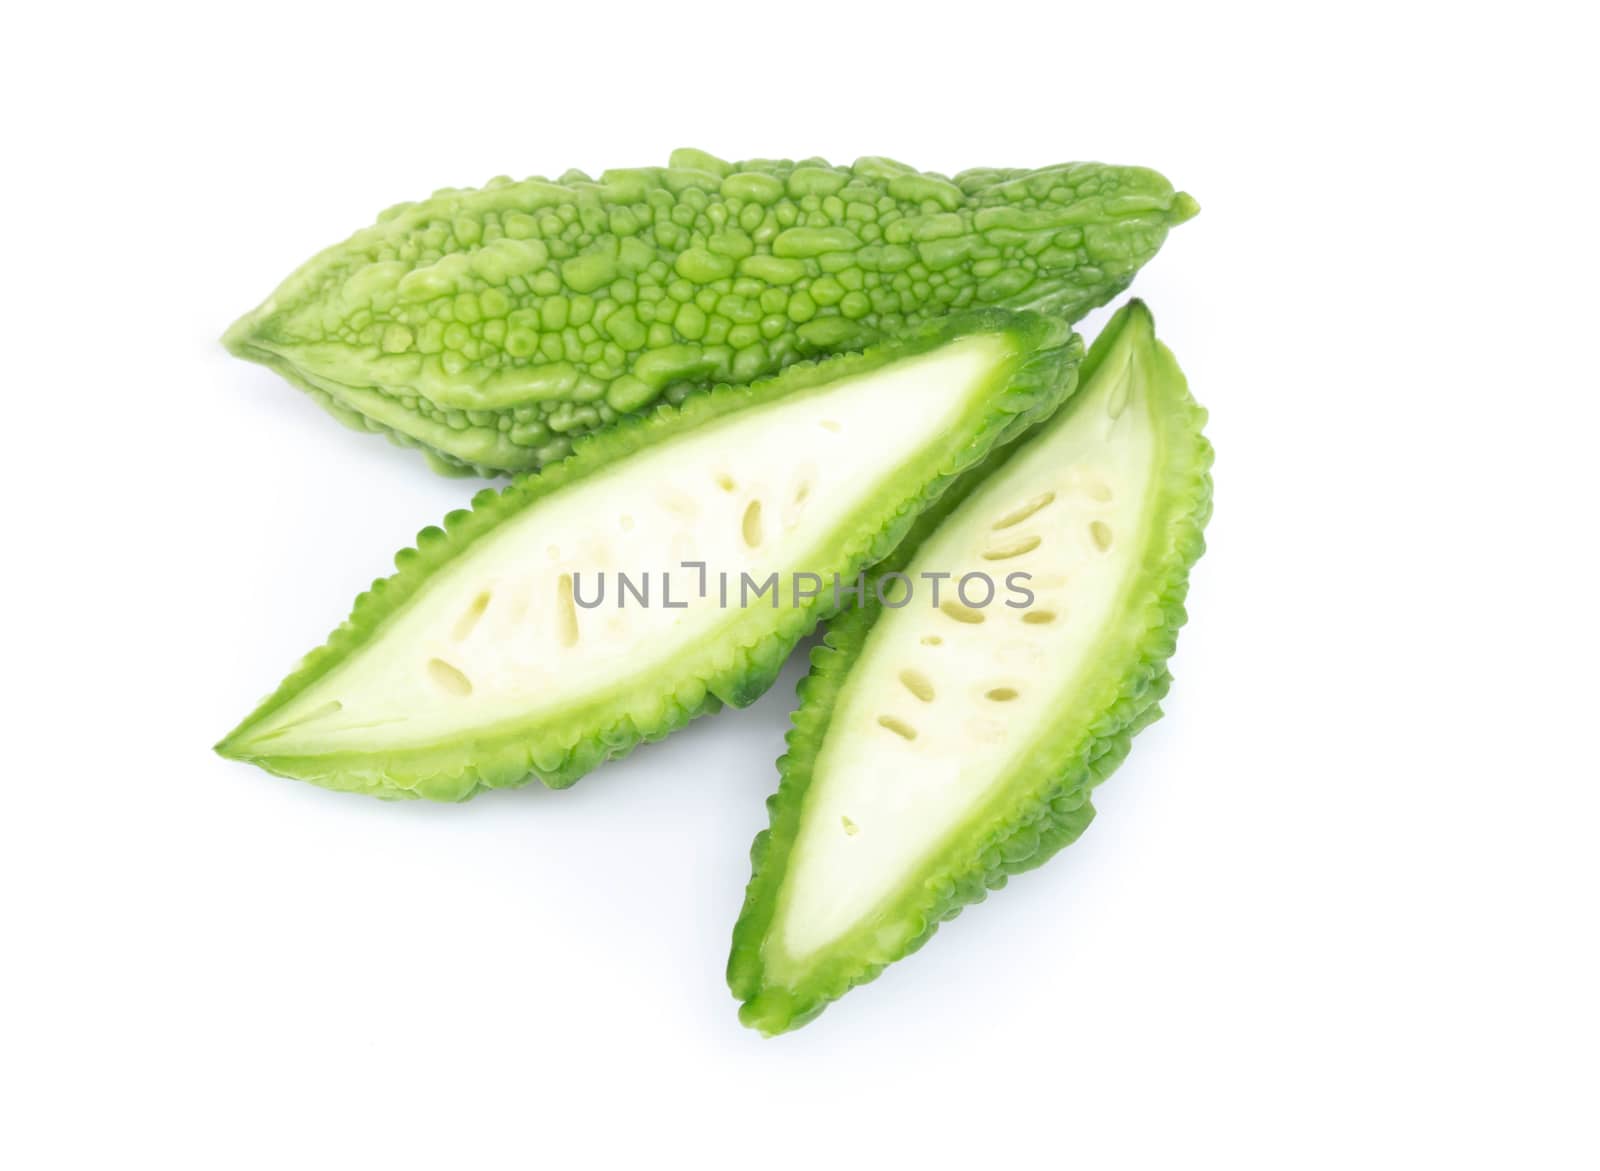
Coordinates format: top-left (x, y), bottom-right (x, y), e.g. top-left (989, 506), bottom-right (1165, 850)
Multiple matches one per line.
top-left (215, 310), bottom-right (1082, 801)
top-left (222, 149), bottom-right (1196, 475)
top-left (727, 300), bottom-right (1212, 1034)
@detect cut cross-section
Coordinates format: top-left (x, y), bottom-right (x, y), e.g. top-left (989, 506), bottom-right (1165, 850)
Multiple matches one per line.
top-left (217, 311), bottom-right (1081, 801)
top-left (728, 300), bottom-right (1213, 1034)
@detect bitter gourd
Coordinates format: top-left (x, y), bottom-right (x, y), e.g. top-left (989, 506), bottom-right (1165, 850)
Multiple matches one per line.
top-left (216, 310), bottom-right (1081, 801)
top-left (223, 150), bottom-right (1195, 475)
top-left (727, 300), bottom-right (1212, 1034)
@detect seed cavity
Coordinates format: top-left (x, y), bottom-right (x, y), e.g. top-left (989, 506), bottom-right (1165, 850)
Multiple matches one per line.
top-left (992, 492), bottom-right (1056, 531)
top-left (1085, 480), bottom-right (1113, 502)
top-left (921, 635), bottom-right (943, 646)
top-left (715, 472), bottom-right (737, 492)
top-left (841, 816), bottom-right (860, 836)
top-left (1090, 520), bottom-right (1114, 551)
top-left (1021, 609), bottom-right (1058, 625)
top-left (452, 591), bottom-right (492, 641)
top-left (661, 487), bottom-right (699, 517)
top-left (820, 419), bottom-right (842, 432)
top-left (619, 514), bottom-right (635, 531)
top-left (783, 485), bottom-right (812, 531)
top-left (899, 669), bottom-right (935, 703)
top-left (985, 687), bottom-right (1020, 702)
top-left (782, 465), bottom-right (817, 531)
top-left (981, 534), bottom-right (1042, 561)
top-left (742, 499), bottom-right (764, 547)
top-left (507, 586), bottom-right (531, 625)
top-left (877, 714), bottom-right (918, 741)
top-left (939, 599), bottom-right (985, 625)
top-left (427, 658), bottom-right (473, 697)
top-left (556, 572), bottom-right (580, 647)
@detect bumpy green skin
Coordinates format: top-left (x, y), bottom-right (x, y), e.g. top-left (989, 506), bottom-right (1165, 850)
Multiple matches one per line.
top-left (216, 310), bottom-right (1082, 801)
top-left (224, 149), bottom-right (1194, 475)
top-left (727, 301), bottom-right (1213, 1034)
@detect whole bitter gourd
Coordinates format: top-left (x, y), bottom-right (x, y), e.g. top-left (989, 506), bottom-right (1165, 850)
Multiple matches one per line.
top-left (224, 149), bottom-right (1195, 475)
top-left (728, 301), bottom-right (1212, 1034)
top-left (216, 310), bottom-right (1081, 801)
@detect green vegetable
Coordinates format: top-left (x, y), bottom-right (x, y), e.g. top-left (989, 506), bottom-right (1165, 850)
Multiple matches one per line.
top-left (224, 150), bottom-right (1195, 475)
top-left (216, 310), bottom-right (1082, 801)
top-left (727, 301), bottom-right (1212, 1034)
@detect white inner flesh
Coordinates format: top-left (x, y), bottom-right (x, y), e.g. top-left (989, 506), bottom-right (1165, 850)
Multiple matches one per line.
top-left (776, 346), bottom-right (1158, 962)
top-left (243, 338), bottom-right (1007, 753)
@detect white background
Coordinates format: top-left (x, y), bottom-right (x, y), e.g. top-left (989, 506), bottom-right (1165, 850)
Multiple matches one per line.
top-left (4, 2), bottom-right (1596, 1166)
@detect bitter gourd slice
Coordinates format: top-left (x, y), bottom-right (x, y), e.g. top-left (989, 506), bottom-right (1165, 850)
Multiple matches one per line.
top-left (216, 310), bottom-right (1081, 801)
top-left (223, 150), bottom-right (1195, 475)
top-left (728, 300), bottom-right (1212, 1034)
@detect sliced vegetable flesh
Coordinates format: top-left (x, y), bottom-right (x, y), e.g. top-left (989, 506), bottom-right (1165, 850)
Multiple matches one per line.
top-left (250, 338), bottom-right (1003, 751)
top-left (729, 300), bottom-right (1212, 1033)
top-left (217, 311), bottom-right (1081, 801)
top-left (778, 356), bottom-right (1160, 958)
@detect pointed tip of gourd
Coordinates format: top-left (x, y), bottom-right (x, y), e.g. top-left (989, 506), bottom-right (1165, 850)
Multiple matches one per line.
top-left (736, 991), bottom-right (795, 1037)
top-left (214, 725), bottom-right (303, 785)
top-left (1100, 298), bottom-right (1155, 345)
top-left (1077, 298), bottom-right (1157, 388)
top-left (221, 299), bottom-right (279, 360)
top-left (739, 990), bottom-right (833, 1037)
top-left (214, 712), bottom-right (266, 762)
top-left (1122, 298), bottom-right (1155, 329)
top-left (220, 313), bottom-right (256, 359)
top-left (1170, 191), bottom-right (1200, 225)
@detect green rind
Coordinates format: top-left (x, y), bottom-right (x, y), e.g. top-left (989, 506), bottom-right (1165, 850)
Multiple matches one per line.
top-left (225, 150), bottom-right (1194, 475)
top-left (216, 309), bottom-right (1083, 801)
top-left (727, 300), bottom-right (1213, 1034)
